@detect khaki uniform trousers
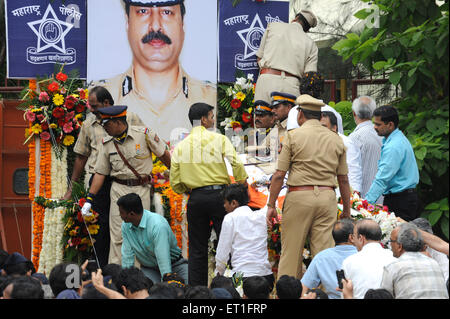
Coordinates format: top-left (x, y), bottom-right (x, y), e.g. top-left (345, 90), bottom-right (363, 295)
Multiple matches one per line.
top-left (108, 181), bottom-right (151, 265)
top-left (277, 188), bottom-right (337, 279)
top-left (254, 73), bottom-right (300, 104)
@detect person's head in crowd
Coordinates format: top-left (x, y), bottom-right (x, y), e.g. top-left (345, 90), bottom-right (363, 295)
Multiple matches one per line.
top-left (117, 193), bottom-right (144, 227)
top-left (270, 92), bottom-right (296, 123)
top-left (101, 263), bottom-right (123, 292)
top-left (364, 288), bottom-right (394, 299)
top-left (82, 275), bottom-right (117, 299)
top-left (410, 217), bottom-right (433, 234)
top-left (299, 71), bottom-right (324, 99)
top-left (320, 111), bottom-right (338, 133)
top-left (352, 219), bottom-right (382, 251)
top-left (254, 100), bottom-right (275, 129)
top-left (184, 286), bottom-right (216, 299)
top-left (372, 105), bottom-right (399, 138)
top-left (295, 94), bottom-right (324, 126)
top-left (275, 275), bottom-right (302, 299)
top-left (188, 102), bottom-right (215, 128)
top-left (293, 10), bottom-right (317, 33)
top-left (163, 272), bottom-right (186, 299)
top-left (211, 287), bottom-right (233, 299)
top-left (0, 249), bottom-right (9, 275)
top-left (210, 275), bottom-right (241, 299)
top-left (390, 223), bottom-right (424, 258)
top-left (0, 276), bottom-right (12, 298)
top-left (222, 183), bottom-right (249, 213)
top-left (352, 96), bottom-right (376, 123)
top-left (148, 282), bottom-right (179, 299)
top-left (122, 0), bottom-right (186, 74)
top-left (117, 267), bottom-right (152, 299)
top-left (2, 252), bottom-right (35, 277)
top-left (2, 276), bottom-right (44, 299)
top-left (243, 276), bottom-right (272, 299)
top-left (31, 273), bottom-right (53, 299)
top-left (307, 287), bottom-right (329, 299)
top-left (49, 262), bottom-right (82, 297)
top-left (88, 86), bottom-right (114, 118)
top-left (332, 218), bottom-right (355, 245)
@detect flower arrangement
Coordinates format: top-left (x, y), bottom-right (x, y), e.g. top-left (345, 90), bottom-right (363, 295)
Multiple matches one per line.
top-left (61, 182), bottom-right (100, 264)
top-left (21, 66), bottom-right (88, 149)
top-left (151, 153), bottom-right (186, 250)
top-left (218, 74), bottom-right (256, 133)
top-left (267, 208), bottom-right (282, 273)
top-left (338, 191), bottom-right (398, 245)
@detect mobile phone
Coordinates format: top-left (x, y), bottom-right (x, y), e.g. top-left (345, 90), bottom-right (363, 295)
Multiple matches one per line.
top-left (86, 259), bottom-right (99, 274)
top-left (336, 269), bottom-right (346, 289)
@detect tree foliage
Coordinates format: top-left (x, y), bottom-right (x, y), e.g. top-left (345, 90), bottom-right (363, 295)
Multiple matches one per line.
top-left (332, 0), bottom-right (449, 239)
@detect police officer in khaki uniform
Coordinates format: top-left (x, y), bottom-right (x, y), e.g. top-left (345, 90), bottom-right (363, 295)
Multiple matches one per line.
top-left (270, 91), bottom-right (297, 148)
top-left (93, 0), bottom-right (216, 142)
top-left (255, 10), bottom-right (318, 103)
top-left (81, 105), bottom-right (171, 265)
top-left (64, 86), bottom-right (144, 267)
top-left (266, 95), bottom-right (351, 279)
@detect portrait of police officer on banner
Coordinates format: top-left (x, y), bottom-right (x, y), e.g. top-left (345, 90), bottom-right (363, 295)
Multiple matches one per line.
top-left (88, 0), bottom-right (217, 142)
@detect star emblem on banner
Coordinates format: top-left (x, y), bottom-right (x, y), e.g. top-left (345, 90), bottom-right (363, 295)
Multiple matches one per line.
top-left (236, 14), bottom-right (265, 60)
top-left (27, 4), bottom-right (73, 53)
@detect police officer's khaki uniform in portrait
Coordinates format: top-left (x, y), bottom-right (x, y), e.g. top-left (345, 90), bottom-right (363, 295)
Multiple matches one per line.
top-left (274, 95), bottom-right (348, 279)
top-left (95, 66), bottom-right (216, 142)
top-left (94, 124), bottom-right (167, 264)
top-left (255, 11), bottom-right (318, 103)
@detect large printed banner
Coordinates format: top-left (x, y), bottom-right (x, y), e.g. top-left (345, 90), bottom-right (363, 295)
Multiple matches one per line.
top-left (86, 0), bottom-right (218, 142)
top-left (5, 0), bottom-right (87, 79)
top-left (219, 0), bottom-right (289, 83)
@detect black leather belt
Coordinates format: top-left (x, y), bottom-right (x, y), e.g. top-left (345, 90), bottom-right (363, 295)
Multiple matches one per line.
top-left (192, 184), bottom-right (226, 192)
top-left (384, 188), bottom-right (416, 196)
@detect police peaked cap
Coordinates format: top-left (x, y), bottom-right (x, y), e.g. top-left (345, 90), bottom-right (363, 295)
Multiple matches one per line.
top-left (253, 100), bottom-right (273, 115)
top-left (123, 0), bottom-right (184, 6)
top-left (270, 92), bottom-right (297, 107)
top-left (296, 94), bottom-right (325, 112)
top-left (97, 105), bottom-right (128, 122)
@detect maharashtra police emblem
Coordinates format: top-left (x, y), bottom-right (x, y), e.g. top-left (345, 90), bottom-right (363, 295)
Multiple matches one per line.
top-left (26, 3), bottom-right (81, 65)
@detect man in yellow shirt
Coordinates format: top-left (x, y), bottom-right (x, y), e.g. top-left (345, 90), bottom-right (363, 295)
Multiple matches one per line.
top-left (170, 102), bottom-right (248, 286)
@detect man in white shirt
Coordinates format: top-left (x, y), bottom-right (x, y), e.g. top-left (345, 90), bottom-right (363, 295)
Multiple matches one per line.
top-left (215, 184), bottom-right (274, 290)
top-left (341, 219), bottom-right (396, 299)
top-left (349, 96), bottom-right (383, 201)
top-left (320, 109), bottom-right (362, 193)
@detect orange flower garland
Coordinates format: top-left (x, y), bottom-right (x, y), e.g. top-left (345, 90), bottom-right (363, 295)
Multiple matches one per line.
top-left (28, 133), bottom-right (36, 202)
top-left (31, 139), bottom-right (52, 270)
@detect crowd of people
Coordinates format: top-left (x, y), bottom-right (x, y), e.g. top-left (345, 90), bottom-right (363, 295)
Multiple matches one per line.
top-left (1, 1), bottom-right (449, 301)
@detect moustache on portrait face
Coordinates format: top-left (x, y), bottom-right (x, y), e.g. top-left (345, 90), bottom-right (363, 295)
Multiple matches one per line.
top-left (141, 30), bottom-right (172, 45)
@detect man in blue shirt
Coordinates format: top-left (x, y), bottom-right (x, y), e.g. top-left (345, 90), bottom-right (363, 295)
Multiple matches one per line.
top-left (301, 219), bottom-right (357, 299)
top-left (118, 193), bottom-right (188, 284)
top-left (365, 105), bottom-right (419, 221)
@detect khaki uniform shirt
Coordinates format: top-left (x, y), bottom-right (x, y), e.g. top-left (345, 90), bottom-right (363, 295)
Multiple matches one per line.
top-left (94, 126), bottom-right (166, 180)
top-left (73, 112), bottom-right (144, 174)
top-left (277, 120), bottom-right (348, 187)
top-left (93, 65), bottom-right (217, 142)
top-left (256, 22), bottom-right (318, 77)
top-left (170, 126), bottom-right (248, 194)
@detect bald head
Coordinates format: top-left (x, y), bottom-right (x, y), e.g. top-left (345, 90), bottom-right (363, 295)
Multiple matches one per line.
top-left (356, 219), bottom-right (382, 241)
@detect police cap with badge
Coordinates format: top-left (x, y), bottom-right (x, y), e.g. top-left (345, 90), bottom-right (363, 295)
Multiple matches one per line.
top-left (270, 92), bottom-right (297, 108)
top-left (296, 94), bottom-right (325, 112)
top-left (97, 105), bottom-right (128, 126)
top-left (253, 100), bottom-right (273, 116)
top-left (296, 10), bottom-right (318, 32)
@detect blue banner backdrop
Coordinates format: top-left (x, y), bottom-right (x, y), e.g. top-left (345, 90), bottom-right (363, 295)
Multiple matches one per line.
top-left (218, 0), bottom-right (289, 83)
top-left (5, 0), bottom-right (87, 79)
